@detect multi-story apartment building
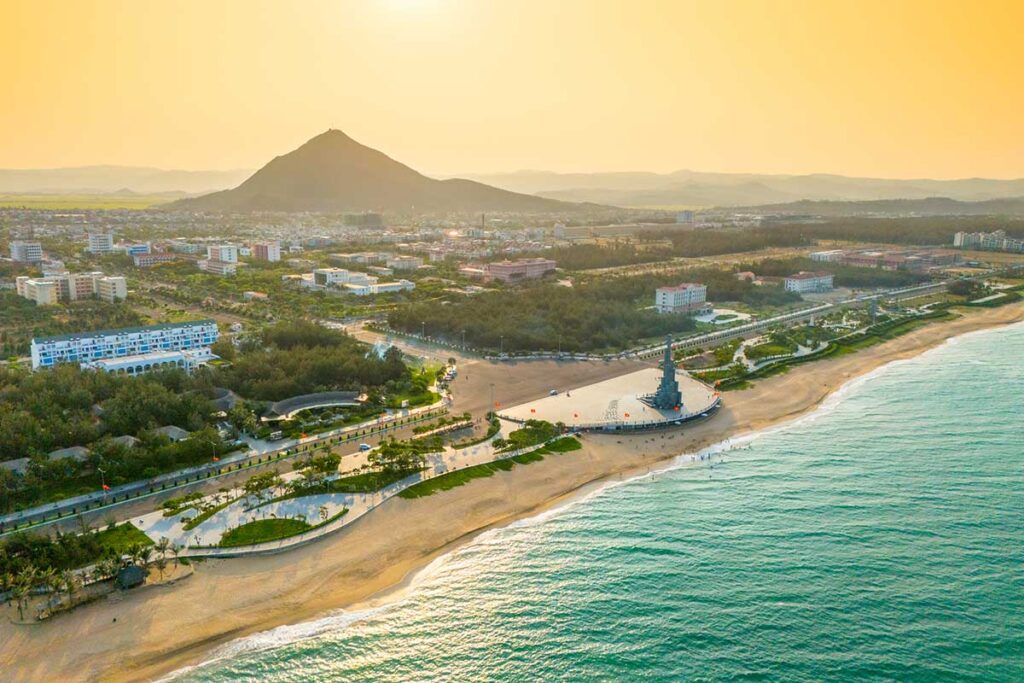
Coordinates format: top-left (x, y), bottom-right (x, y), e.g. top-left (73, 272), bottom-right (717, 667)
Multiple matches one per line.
top-left (206, 244), bottom-right (239, 263)
top-left (252, 241), bottom-right (282, 262)
top-left (96, 276), bottom-right (128, 303)
top-left (197, 259), bottom-right (237, 276)
top-left (31, 320), bottom-right (219, 373)
top-left (10, 240), bottom-right (44, 263)
top-left (87, 233), bottom-right (115, 255)
top-left (655, 283), bottom-right (709, 314)
top-left (954, 230), bottom-right (1024, 253)
top-left (133, 252), bottom-right (180, 267)
top-left (485, 258), bottom-right (557, 283)
top-left (784, 271), bottom-right (834, 293)
top-left (15, 271), bottom-right (127, 305)
top-left (16, 278), bottom-right (59, 305)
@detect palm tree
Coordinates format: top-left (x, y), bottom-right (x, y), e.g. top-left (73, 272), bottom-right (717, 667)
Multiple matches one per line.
top-left (168, 544), bottom-right (181, 570)
top-left (38, 567), bottom-right (59, 611)
top-left (155, 537), bottom-right (171, 561)
top-left (13, 566), bottom-right (37, 621)
top-left (153, 556), bottom-right (168, 582)
top-left (60, 570), bottom-right (81, 609)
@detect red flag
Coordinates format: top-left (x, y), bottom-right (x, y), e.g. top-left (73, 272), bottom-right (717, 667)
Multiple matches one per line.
top-left (102, 484), bottom-right (110, 491)
top-left (212, 456), bottom-right (220, 462)
top-left (624, 412), bottom-right (630, 418)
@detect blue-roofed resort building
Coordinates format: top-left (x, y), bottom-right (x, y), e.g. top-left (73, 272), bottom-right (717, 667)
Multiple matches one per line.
top-left (30, 320), bottom-right (220, 374)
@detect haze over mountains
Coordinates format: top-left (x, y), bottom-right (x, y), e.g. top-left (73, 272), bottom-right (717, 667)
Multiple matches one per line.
top-left (459, 170), bottom-right (1024, 208)
top-left (0, 166), bottom-right (251, 195)
top-left (171, 131), bottom-right (571, 213)
top-left (3, 139), bottom-right (1023, 213)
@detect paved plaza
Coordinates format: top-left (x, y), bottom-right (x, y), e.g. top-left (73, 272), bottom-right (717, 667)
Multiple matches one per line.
top-left (499, 368), bottom-right (719, 430)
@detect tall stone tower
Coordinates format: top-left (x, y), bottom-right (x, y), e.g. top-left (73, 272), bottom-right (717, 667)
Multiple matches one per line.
top-left (650, 335), bottom-right (682, 410)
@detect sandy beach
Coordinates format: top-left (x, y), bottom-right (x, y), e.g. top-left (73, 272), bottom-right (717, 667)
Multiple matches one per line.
top-left (2, 302), bottom-right (1022, 683)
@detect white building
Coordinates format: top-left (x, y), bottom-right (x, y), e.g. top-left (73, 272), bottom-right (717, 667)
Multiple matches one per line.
top-left (87, 233), bottom-right (115, 255)
top-left (253, 241), bottom-right (282, 262)
top-left (15, 271), bottom-right (127, 305)
top-left (386, 255), bottom-right (423, 271)
top-left (313, 267), bottom-right (355, 287)
top-left (207, 244), bottom-right (239, 263)
top-left (31, 319), bottom-right (219, 372)
top-left (15, 278), bottom-right (59, 305)
top-left (810, 250), bottom-right (845, 262)
top-left (97, 276), bottom-right (128, 302)
top-left (344, 280), bottom-right (415, 296)
top-left (784, 271), bottom-right (835, 293)
top-left (10, 240), bottom-right (43, 263)
top-left (198, 259), bottom-right (237, 276)
top-left (954, 230), bottom-right (1024, 253)
top-left (655, 283), bottom-right (709, 314)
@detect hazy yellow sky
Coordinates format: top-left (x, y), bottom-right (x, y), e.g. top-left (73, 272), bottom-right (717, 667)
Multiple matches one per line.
top-left (2, 0), bottom-right (1022, 178)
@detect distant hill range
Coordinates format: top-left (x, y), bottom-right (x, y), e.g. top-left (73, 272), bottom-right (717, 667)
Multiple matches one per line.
top-left (171, 130), bottom-right (574, 213)
top-left (459, 169), bottom-right (1024, 208)
top-left (0, 166), bottom-right (251, 195)
top-left (735, 196), bottom-right (1024, 217)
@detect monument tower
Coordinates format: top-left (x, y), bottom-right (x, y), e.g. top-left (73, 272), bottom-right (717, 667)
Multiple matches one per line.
top-left (644, 335), bottom-right (682, 410)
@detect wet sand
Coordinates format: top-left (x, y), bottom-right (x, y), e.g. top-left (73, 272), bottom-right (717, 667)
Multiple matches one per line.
top-left (2, 302), bottom-right (1022, 683)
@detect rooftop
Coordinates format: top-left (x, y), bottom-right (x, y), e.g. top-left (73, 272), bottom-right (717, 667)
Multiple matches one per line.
top-left (786, 271), bottom-right (833, 280)
top-left (33, 319), bottom-right (217, 345)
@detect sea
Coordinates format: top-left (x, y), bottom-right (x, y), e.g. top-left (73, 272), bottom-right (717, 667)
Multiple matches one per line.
top-left (173, 322), bottom-right (1024, 682)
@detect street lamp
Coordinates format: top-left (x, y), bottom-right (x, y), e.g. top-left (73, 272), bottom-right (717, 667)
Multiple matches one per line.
top-left (461, 329), bottom-right (466, 349)
top-left (499, 335), bottom-right (504, 355)
top-left (421, 321), bottom-right (426, 338)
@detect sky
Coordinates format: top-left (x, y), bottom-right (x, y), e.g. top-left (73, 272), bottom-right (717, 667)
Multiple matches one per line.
top-left (1, 0), bottom-right (1022, 178)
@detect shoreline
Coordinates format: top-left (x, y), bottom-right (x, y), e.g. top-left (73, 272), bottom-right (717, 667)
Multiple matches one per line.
top-left (2, 302), bottom-right (1023, 683)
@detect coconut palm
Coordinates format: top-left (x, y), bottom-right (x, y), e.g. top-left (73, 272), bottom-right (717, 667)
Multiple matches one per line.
top-left (60, 570), bottom-right (81, 608)
top-left (168, 544), bottom-right (181, 570)
top-left (38, 567), bottom-right (59, 611)
top-left (153, 556), bottom-right (169, 582)
top-left (13, 566), bottom-right (37, 621)
top-left (155, 537), bottom-right (171, 561)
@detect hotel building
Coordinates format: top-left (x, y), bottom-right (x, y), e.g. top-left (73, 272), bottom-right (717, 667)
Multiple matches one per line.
top-left (655, 283), bottom-right (710, 314)
top-left (31, 320), bottom-right (219, 373)
top-left (784, 271), bottom-right (835, 293)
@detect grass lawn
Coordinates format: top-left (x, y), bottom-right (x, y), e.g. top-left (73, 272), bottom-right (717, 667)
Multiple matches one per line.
top-left (257, 469), bottom-right (422, 506)
top-left (95, 522), bottom-right (153, 554)
top-left (400, 436), bottom-right (581, 499)
top-left (182, 495), bottom-right (241, 531)
top-left (219, 518), bottom-right (312, 547)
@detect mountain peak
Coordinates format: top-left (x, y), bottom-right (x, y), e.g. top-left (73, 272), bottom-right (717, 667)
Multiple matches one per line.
top-left (171, 131), bottom-right (576, 214)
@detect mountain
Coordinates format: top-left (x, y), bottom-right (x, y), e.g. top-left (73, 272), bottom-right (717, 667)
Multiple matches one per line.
top-left (457, 170), bottom-right (1024, 208)
top-left (735, 196), bottom-right (1024, 217)
top-left (0, 165), bottom-right (251, 194)
top-left (172, 130), bottom-right (575, 213)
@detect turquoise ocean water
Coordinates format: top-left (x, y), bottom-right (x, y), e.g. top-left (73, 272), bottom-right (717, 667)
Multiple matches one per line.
top-left (176, 323), bottom-right (1024, 682)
